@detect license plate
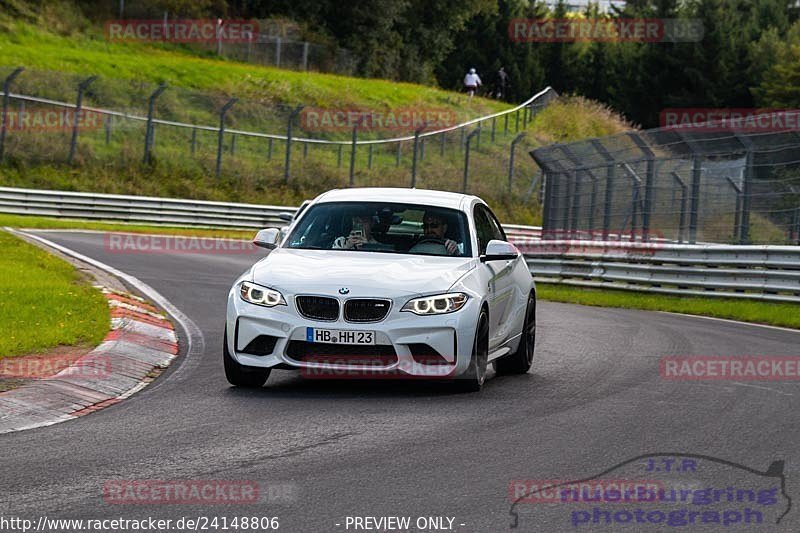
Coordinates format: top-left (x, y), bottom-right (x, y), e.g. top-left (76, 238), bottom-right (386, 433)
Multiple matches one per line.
top-left (306, 327), bottom-right (375, 345)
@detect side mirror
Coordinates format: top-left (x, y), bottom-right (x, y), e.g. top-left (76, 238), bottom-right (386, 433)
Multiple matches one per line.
top-left (480, 239), bottom-right (518, 262)
top-left (277, 212), bottom-right (294, 222)
top-left (253, 228), bottom-right (281, 250)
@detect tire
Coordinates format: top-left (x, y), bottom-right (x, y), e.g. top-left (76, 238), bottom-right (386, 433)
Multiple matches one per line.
top-left (455, 309), bottom-right (489, 392)
top-left (494, 294), bottom-right (535, 375)
top-left (223, 325), bottom-right (270, 387)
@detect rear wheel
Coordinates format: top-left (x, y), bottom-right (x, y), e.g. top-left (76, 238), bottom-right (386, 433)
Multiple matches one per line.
top-left (223, 325), bottom-right (270, 387)
top-left (455, 309), bottom-right (489, 392)
top-left (494, 294), bottom-right (535, 375)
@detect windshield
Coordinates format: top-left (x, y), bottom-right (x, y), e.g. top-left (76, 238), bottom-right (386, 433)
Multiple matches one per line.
top-left (284, 202), bottom-right (472, 257)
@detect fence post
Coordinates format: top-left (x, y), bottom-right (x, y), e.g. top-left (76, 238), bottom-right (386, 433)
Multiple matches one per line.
top-left (627, 133), bottom-right (656, 241)
top-left (621, 163), bottom-right (643, 240)
top-left (191, 127), bottom-right (197, 155)
top-left (68, 75), bottom-right (98, 165)
top-left (302, 42), bottom-right (310, 71)
top-left (569, 169), bottom-right (582, 236)
top-left (671, 172), bottom-right (688, 243)
top-left (267, 137), bottom-right (273, 160)
top-left (504, 113), bottom-right (509, 135)
top-left (396, 142), bottom-right (401, 167)
top-left (689, 156), bottom-right (702, 244)
top-left (440, 132), bottom-right (446, 156)
top-left (0, 67), bottom-right (23, 163)
top-left (508, 133), bottom-right (526, 195)
top-left (303, 139), bottom-right (309, 159)
top-left (246, 31), bottom-right (253, 62)
top-left (230, 133), bottom-right (237, 155)
top-left (541, 171), bottom-right (553, 235)
top-left (349, 118), bottom-right (363, 187)
top-left (284, 105), bottom-right (303, 183)
top-left (460, 127), bottom-right (466, 152)
top-left (491, 116), bottom-right (496, 143)
top-left (367, 144), bottom-right (373, 169)
top-left (338, 144), bottom-right (343, 168)
top-left (143, 83), bottom-right (167, 164)
top-left (739, 142), bottom-right (754, 244)
top-left (215, 97), bottom-right (237, 178)
top-left (726, 177), bottom-right (742, 242)
top-left (216, 19), bottom-right (223, 56)
top-left (794, 207), bottom-right (800, 245)
top-left (463, 127), bottom-right (481, 193)
top-left (411, 125), bottom-right (425, 188)
top-left (515, 109), bottom-right (520, 132)
top-left (420, 138), bottom-right (425, 161)
top-left (476, 122), bottom-right (481, 150)
top-left (590, 140), bottom-right (615, 240)
top-left (104, 115), bottom-right (112, 145)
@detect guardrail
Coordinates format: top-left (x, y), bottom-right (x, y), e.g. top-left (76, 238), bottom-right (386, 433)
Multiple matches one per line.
top-left (516, 239), bottom-right (800, 303)
top-left (0, 187), bottom-right (294, 229)
top-left (1, 186), bottom-right (797, 303)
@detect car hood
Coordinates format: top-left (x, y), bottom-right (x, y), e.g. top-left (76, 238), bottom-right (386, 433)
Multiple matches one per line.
top-left (249, 248), bottom-right (477, 297)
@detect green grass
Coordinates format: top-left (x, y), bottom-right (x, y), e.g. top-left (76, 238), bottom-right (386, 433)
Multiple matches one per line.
top-left (0, 213), bottom-right (255, 238)
top-left (0, 5), bottom-right (632, 225)
top-left (537, 284), bottom-right (800, 329)
top-left (0, 229), bottom-right (109, 358)
top-left (0, 17), bottom-right (508, 113)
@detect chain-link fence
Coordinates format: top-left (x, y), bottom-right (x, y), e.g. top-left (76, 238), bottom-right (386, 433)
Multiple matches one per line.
top-left (0, 66), bottom-right (557, 206)
top-left (531, 116), bottom-right (800, 245)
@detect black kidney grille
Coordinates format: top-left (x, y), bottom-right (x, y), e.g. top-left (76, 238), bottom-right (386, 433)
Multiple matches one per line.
top-left (344, 299), bottom-right (391, 322)
top-left (296, 296), bottom-right (340, 321)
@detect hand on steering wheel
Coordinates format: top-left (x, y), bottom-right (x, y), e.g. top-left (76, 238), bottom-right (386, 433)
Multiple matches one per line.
top-left (415, 237), bottom-right (457, 255)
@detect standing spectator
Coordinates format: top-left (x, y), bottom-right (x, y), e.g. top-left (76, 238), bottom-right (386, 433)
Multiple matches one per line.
top-left (464, 68), bottom-right (482, 100)
top-left (496, 66), bottom-right (510, 100)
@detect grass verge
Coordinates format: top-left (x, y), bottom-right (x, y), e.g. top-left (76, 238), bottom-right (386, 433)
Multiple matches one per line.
top-left (0, 213), bottom-right (255, 238)
top-left (537, 284), bottom-right (800, 330)
top-left (0, 229), bottom-right (109, 359)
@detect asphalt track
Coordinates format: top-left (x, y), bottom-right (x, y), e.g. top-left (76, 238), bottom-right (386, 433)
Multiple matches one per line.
top-left (1, 230), bottom-right (799, 532)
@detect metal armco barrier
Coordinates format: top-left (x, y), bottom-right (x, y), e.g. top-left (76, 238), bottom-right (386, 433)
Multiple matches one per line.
top-left (0, 187), bottom-right (294, 229)
top-left (517, 239), bottom-right (800, 303)
top-left (1, 186), bottom-right (797, 303)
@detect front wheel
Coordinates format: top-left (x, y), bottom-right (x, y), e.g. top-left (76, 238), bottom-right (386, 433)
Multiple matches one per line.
top-left (455, 309), bottom-right (489, 392)
top-left (223, 325), bottom-right (270, 387)
top-left (494, 294), bottom-right (535, 375)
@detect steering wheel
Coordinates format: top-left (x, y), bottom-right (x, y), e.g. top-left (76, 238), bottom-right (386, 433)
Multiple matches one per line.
top-left (414, 237), bottom-right (447, 246)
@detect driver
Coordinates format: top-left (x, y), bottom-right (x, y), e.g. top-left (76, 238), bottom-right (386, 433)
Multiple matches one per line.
top-left (332, 213), bottom-right (379, 250)
top-left (422, 211), bottom-right (463, 256)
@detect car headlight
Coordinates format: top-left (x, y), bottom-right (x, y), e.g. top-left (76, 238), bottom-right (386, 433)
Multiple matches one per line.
top-left (401, 293), bottom-right (468, 315)
top-left (240, 281), bottom-right (286, 307)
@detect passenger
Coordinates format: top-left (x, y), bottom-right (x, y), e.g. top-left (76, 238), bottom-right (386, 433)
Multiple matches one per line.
top-left (332, 213), bottom-right (379, 250)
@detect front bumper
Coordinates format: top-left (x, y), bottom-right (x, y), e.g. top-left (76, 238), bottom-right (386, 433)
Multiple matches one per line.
top-left (226, 288), bottom-right (480, 379)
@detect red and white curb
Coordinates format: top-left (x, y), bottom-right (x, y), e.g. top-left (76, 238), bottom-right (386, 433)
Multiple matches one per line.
top-left (0, 288), bottom-right (178, 433)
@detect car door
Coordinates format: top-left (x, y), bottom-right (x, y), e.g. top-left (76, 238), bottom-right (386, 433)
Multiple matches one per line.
top-left (474, 204), bottom-right (515, 350)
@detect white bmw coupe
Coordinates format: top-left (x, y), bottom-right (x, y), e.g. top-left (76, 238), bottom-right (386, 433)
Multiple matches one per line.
top-left (224, 188), bottom-right (536, 391)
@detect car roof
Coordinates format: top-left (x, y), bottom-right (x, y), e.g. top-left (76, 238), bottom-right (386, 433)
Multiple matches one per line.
top-left (313, 188), bottom-right (480, 211)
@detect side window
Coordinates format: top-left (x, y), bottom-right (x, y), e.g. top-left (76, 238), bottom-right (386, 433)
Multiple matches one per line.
top-left (473, 206), bottom-right (494, 255)
top-left (484, 206), bottom-right (506, 241)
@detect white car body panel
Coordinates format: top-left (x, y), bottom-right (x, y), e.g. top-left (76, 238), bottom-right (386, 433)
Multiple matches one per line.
top-left (225, 187), bottom-right (534, 381)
